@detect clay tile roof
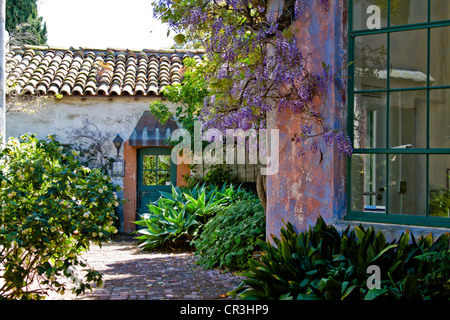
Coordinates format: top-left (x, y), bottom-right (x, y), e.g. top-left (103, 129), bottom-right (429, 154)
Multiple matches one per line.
top-left (6, 45), bottom-right (204, 97)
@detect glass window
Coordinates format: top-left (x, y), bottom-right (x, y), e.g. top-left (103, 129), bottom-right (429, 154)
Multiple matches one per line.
top-left (429, 89), bottom-right (450, 149)
top-left (388, 154), bottom-right (427, 216)
top-left (158, 155), bottom-right (171, 170)
top-left (351, 154), bottom-right (387, 213)
top-left (353, 92), bottom-right (387, 149)
top-left (390, 29), bottom-right (427, 89)
top-left (353, 0), bottom-right (388, 31)
top-left (431, 0), bottom-right (450, 22)
top-left (143, 155), bottom-right (157, 170)
top-left (143, 171), bottom-right (157, 186)
top-left (349, 0), bottom-right (450, 226)
top-left (142, 154), bottom-right (172, 185)
top-left (389, 90), bottom-right (427, 149)
top-left (354, 34), bottom-right (387, 91)
top-left (157, 171), bottom-right (171, 186)
top-left (430, 26), bottom-right (450, 87)
top-left (390, 0), bottom-right (427, 26)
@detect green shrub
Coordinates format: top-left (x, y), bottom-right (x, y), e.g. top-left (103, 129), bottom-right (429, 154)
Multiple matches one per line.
top-left (0, 134), bottom-right (120, 300)
top-left (230, 216), bottom-right (450, 300)
top-left (193, 199), bottom-right (265, 270)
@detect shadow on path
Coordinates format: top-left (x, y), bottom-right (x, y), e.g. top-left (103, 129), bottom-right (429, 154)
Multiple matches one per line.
top-left (47, 235), bottom-right (244, 300)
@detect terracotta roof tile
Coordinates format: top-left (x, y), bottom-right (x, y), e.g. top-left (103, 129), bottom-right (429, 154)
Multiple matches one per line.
top-left (6, 45), bottom-right (204, 97)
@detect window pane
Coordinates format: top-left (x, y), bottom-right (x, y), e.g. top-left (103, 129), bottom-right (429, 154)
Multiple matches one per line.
top-left (431, 0), bottom-right (450, 21)
top-left (354, 34), bottom-right (387, 91)
top-left (388, 154), bottom-right (426, 216)
top-left (390, 29), bottom-right (428, 89)
top-left (430, 26), bottom-right (450, 87)
top-left (158, 155), bottom-right (171, 170)
top-left (351, 154), bottom-right (387, 213)
top-left (353, 92), bottom-right (387, 149)
top-left (143, 170), bottom-right (157, 185)
top-left (389, 90), bottom-right (427, 149)
top-left (352, 0), bottom-right (388, 31)
top-left (390, 0), bottom-right (427, 26)
top-left (430, 89), bottom-right (450, 148)
top-left (143, 155), bottom-right (157, 170)
top-left (429, 155), bottom-right (450, 218)
top-left (157, 171), bottom-right (171, 186)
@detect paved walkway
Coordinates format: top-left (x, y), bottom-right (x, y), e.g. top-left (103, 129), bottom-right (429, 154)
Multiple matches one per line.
top-left (46, 235), bottom-right (244, 300)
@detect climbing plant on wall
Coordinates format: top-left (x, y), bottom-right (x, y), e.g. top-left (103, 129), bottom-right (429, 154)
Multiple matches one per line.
top-left (152, 0), bottom-right (352, 156)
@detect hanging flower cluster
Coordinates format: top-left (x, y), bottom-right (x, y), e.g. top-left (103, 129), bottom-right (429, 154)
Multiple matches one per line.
top-left (152, 0), bottom-right (351, 155)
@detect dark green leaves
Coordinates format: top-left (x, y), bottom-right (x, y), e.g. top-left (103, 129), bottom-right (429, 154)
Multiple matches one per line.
top-left (230, 216), bottom-right (450, 300)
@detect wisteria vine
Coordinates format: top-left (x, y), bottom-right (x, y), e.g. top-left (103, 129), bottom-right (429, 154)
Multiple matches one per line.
top-left (152, 0), bottom-right (352, 156)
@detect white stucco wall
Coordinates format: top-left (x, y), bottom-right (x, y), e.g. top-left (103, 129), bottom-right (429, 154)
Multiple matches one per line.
top-left (6, 95), bottom-right (178, 159)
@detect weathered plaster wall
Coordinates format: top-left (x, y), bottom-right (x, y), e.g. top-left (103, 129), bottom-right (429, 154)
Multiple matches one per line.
top-left (266, 0), bottom-right (348, 239)
top-left (6, 96), bottom-right (178, 155)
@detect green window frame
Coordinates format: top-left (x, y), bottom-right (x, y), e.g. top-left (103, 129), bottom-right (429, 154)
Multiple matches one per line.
top-left (347, 0), bottom-right (450, 228)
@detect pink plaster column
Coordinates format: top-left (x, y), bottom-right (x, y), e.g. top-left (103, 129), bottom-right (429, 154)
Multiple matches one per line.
top-left (266, 0), bottom-right (348, 239)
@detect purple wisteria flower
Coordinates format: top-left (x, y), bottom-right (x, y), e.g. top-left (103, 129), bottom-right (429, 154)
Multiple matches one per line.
top-left (153, 0), bottom-right (352, 156)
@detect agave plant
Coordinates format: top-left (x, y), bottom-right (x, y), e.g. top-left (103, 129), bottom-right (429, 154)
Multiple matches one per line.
top-left (134, 198), bottom-right (199, 250)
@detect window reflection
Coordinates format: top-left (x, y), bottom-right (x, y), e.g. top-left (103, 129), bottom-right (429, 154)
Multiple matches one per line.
top-left (390, 0), bottom-right (427, 26)
top-left (354, 34), bottom-right (387, 91)
top-left (143, 155), bottom-right (157, 170)
top-left (390, 29), bottom-right (427, 89)
top-left (430, 89), bottom-right (450, 149)
top-left (351, 154), bottom-right (387, 213)
top-left (143, 171), bottom-right (157, 186)
top-left (388, 154), bottom-right (427, 216)
top-left (158, 171), bottom-right (171, 186)
top-left (431, 0), bottom-right (450, 21)
top-left (430, 26), bottom-right (450, 87)
top-left (353, 92), bottom-right (387, 149)
top-left (389, 90), bottom-right (427, 149)
top-left (158, 155), bottom-right (171, 170)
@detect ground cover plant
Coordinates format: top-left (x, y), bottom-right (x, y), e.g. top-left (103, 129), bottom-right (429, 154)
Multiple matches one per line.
top-left (193, 197), bottom-right (265, 270)
top-left (0, 134), bottom-right (120, 299)
top-left (230, 216), bottom-right (450, 300)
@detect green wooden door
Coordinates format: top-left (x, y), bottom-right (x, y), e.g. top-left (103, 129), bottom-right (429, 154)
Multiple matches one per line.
top-left (137, 147), bottom-right (176, 219)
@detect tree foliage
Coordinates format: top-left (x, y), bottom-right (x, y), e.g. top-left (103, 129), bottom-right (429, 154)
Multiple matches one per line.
top-left (6, 0), bottom-right (47, 46)
top-left (150, 56), bottom-right (208, 141)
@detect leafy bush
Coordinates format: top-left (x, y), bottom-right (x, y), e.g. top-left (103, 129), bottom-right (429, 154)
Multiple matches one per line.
top-left (0, 134), bottom-right (120, 300)
top-left (193, 199), bottom-right (265, 270)
top-left (230, 216), bottom-right (450, 300)
top-left (134, 183), bottom-right (258, 251)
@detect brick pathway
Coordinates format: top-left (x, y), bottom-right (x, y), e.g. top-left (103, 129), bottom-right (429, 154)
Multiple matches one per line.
top-left (46, 235), bottom-right (244, 300)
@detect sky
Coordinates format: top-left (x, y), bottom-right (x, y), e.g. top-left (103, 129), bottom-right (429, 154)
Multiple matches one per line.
top-left (36, 0), bottom-right (175, 50)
